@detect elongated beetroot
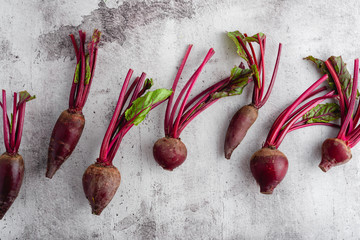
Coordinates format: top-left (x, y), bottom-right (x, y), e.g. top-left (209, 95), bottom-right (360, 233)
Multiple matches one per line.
top-left (153, 137), bottom-right (187, 171)
top-left (46, 30), bottom-right (101, 178)
top-left (82, 69), bottom-right (172, 214)
top-left (0, 90), bottom-right (34, 219)
top-left (224, 32), bottom-right (282, 159)
top-left (82, 163), bottom-right (120, 215)
top-left (250, 148), bottom-right (288, 194)
top-left (225, 104), bottom-right (258, 159)
top-left (319, 138), bottom-right (352, 172)
top-left (46, 110), bottom-right (85, 178)
top-left (0, 153), bottom-right (24, 219)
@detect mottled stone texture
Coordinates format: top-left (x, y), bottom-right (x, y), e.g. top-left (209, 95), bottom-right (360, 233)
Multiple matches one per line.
top-left (1, 0), bottom-right (360, 239)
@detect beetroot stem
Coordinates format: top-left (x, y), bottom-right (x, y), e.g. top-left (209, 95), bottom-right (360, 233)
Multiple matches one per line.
top-left (177, 99), bottom-right (219, 137)
top-left (183, 77), bottom-right (229, 111)
top-left (324, 60), bottom-right (346, 122)
top-left (274, 93), bottom-right (336, 148)
top-left (288, 122), bottom-right (339, 133)
top-left (265, 74), bottom-right (328, 146)
top-left (99, 69), bottom-right (133, 161)
top-left (10, 92), bottom-right (17, 150)
top-left (2, 90), bottom-right (10, 152)
top-left (14, 102), bottom-right (26, 151)
top-left (165, 45), bottom-right (193, 136)
top-left (75, 31), bottom-right (86, 108)
top-left (171, 48), bottom-right (215, 138)
top-left (338, 59), bottom-right (359, 139)
top-left (258, 43), bottom-right (282, 108)
top-left (81, 47), bottom-right (98, 107)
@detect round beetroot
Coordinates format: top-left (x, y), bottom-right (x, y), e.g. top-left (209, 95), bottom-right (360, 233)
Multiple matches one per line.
top-left (0, 152), bottom-right (24, 219)
top-left (82, 163), bottom-right (121, 215)
top-left (250, 147), bottom-right (288, 194)
top-left (319, 138), bottom-right (352, 172)
top-left (153, 137), bottom-right (187, 171)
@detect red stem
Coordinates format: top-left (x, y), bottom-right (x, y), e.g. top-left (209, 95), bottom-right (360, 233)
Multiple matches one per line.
top-left (288, 122), bottom-right (339, 133)
top-left (80, 47), bottom-right (98, 107)
top-left (273, 93), bottom-right (336, 148)
top-left (2, 90), bottom-right (10, 152)
top-left (99, 69), bottom-right (133, 161)
top-left (171, 48), bottom-right (215, 138)
top-left (265, 74), bottom-right (328, 146)
top-left (14, 102), bottom-right (26, 152)
top-left (257, 43), bottom-right (282, 108)
top-left (183, 77), bottom-right (229, 112)
top-left (177, 99), bottom-right (219, 137)
top-left (324, 60), bottom-right (346, 122)
top-left (165, 45), bottom-right (193, 136)
top-left (10, 93), bottom-right (17, 150)
top-left (75, 31), bottom-right (86, 108)
top-left (338, 59), bottom-right (359, 140)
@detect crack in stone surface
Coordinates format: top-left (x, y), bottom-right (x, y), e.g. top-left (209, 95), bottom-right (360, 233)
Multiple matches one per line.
top-left (38, 0), bottom-right (194, 60)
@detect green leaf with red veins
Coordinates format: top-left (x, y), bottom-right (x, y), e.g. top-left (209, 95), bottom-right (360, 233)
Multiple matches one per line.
top-left (244, 32), bottom-right (265, 43)
top-left (143, 78), bottom-right (154, 90)
top-left (227, 31), bottom-right (248, 61)
top-left (211, 67), bottom-right (252, 99)
top-left (305, 55), bottom-right (357, 99)
top-left (18, 91), bottom-right (36, 106)
top-left (251, 64), bottom-right (261, 88)
top-left (302, 103), bottom-right (341, 124)
top-left (74, 62), bottom-right (81, 84)
top-left (125, 88), bottom-right (173, 126)
top-left (328, 56), bottom-right (353, 99)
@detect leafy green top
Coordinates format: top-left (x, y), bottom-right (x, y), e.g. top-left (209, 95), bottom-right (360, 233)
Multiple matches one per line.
top-left (125, 88), bottom-right (173, 125)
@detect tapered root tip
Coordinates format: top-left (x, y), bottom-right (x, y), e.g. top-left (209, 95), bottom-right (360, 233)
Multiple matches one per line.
top-left (225, 150), bottom-right (233, 160)
top-left (45, 164), bottom-right (59, 179)
top-left (319, 162), bottom-right (331, 172)
top-left (91, 209), bottom-right (102, 216)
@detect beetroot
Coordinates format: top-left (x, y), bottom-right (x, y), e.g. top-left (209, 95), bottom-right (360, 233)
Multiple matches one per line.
top-left (224, 32), bottom-right (282, 159)
top-left (82, 69), bottom-right (172, 215)
top-left (250, 148), bottom-right (288, 194)
top-left (319, 138), bottom-right (352, 172)
top-left (153, 137), bottom-right (187, 171)
top-left (0, 90), bottom-right (34, 219)
top-left (251, 73), bottom-right (340, 193)
top-left (46, 110), bottom-right (85, 178)
top-left (82, 163), bottom-right (121, 215)
top-left (46, 29), bottom-right (101, 178)
top-left (225, 104), bottom-right (258, 159)
top-left (306, 57), bottom-right (359, 172)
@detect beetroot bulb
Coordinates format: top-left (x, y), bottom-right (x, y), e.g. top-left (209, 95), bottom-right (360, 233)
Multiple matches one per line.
top-left (153, 43), bottom-right (259, 171)
top-left (46, 29), bottom-right (101, 179)
top-left (224, 31), bottom-right (282, 159)
top-left (251, 72), bottom-right (341, 194)
top-left (306, 56), bottom-right (359, 172)
top-left (82, 69), bottom-right (172, 215)
top-left (0, 90), bottom-right (35, 219)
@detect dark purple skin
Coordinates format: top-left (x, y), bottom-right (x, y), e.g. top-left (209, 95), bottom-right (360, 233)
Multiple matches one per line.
top-left (319, 138), bottom-right (352, 172)
top-left (153, 137), bottom-right (187, 171)
top-left (225, 104), bottom-right (258, 159)
top-left (46, 109), bottom-right (85, 178)
top-left (82, 163), bottom-right (121, 215)
top-left (250, 147), bottom-right (288, 194)
top-left (0, 152), bottom-right (24, 219)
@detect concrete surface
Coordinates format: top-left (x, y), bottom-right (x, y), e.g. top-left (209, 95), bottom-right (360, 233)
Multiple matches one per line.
top-left (1, 0), bottom-right (360, 239)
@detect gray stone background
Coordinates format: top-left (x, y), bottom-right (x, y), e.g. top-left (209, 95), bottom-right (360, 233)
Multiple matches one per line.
top-left (0, 0), bottom-right (360, 239)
